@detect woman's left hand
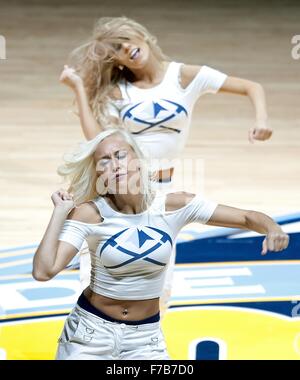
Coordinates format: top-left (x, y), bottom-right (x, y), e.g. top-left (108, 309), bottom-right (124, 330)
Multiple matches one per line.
top-left (59, 65), bottom-right (83, 91)
top-left (261, 230), bottom-right (289, 255)
top-left (248, 122), bottom-right (273, 143)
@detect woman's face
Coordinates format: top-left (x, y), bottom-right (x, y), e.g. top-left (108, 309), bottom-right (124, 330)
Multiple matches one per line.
top-left (112, 36), bottom-right (150, 70)
top-left (94, 134), bottom-right (142, 195)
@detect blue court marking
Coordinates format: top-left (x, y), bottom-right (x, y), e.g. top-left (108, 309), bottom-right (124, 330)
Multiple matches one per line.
top-left (19, 287), bottom-right (75, 301)
top-left (0, 244), bottom-right (38, 253)
top-left (171, 262), bottom-right (300, 302)
top-left (169, 300), bottom-right (300, 318)
top-left (0, 273), bottom-right (79, 285)
top-left (0, 313), bottom-right (68, 324)
top-left (0, 253), bottom-right (34, 264)
top-left (0, 264), bottom-right (34, 276)
top-left (6, 304), bottom-right (76, 316)
top-left (176, 232), bottom-right (300, 263)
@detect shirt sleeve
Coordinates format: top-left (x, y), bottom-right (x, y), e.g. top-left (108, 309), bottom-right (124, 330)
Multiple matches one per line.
top-left (184, 194), bottom-right (218, 225)
top-left (58, 220), bottom-right (91, 251)
top-left (167, 193), bottom-right (218, 230)
top-left (190, 65), bottom-right (227, 97)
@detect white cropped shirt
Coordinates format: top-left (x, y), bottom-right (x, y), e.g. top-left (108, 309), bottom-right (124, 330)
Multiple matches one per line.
top-left (58, 192), bottom-right (217, 300)
top-left (108, 62), bottom-right (227, 170)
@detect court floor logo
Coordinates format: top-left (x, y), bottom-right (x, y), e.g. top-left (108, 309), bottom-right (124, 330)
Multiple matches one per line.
top-left (291, 35), bottom-right (300, 60)
top-left (291, 300), bottom-right (300, 317)
top-left (292, 301), bottom-right (300, 356)
top-left (0, 35), bottom-right (6, 59)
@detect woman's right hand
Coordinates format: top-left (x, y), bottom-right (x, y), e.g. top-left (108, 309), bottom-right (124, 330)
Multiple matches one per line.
top-left (51, 189), bottom-right (75, 213)
top-left (59, 65), bottom-right (83, 91)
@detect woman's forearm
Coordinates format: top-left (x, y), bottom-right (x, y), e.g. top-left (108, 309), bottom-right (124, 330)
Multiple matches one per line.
top-left (245, 210), bottom-right (289, 254)
top-left (32, 207), bottom-right (69, 279)
top-left (75, 83), bottom-right (102, 140)
top-left (245, 210), bottom-right (282, 234)
top-left (246, 82), bottom-right (268, 123)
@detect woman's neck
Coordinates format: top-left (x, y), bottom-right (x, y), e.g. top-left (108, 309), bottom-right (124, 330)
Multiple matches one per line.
top-left (129, 57), bottom-right (168, 85)
top-left (109, 193), bottom-right (146, 215)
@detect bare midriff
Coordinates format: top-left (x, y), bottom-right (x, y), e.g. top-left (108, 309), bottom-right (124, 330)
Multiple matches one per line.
top-left (83, 287), bottom-right (160, 321)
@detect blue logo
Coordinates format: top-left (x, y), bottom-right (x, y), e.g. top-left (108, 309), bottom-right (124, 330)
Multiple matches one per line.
top-left (100, 226), bottom-right (173, 269)
top-left (122, 99), bottom-right (188, 134)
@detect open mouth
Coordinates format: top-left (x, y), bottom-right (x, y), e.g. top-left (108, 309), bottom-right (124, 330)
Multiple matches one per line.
top-left (130, 47), bottom-right (140, 60)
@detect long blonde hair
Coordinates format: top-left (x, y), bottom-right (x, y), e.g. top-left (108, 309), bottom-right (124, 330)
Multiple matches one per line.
top-left (57, 127), bottom-right (155, 208)
top-left (68, 16), bottom-right (168, 126)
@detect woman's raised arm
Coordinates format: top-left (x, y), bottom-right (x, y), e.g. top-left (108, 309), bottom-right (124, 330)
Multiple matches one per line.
top-left (59, 65), bottom-right (103, 140)
top-left (32, 190), bottom-right (79, 281)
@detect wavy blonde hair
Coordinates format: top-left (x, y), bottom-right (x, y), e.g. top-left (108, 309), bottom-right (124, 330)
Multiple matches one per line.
top-left (68, 16), bottom-right (168, 127)
top-left (57, 127), bottom-right (155, 209)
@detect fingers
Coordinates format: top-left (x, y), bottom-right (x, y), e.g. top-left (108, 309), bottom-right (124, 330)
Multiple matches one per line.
top-left (261, 238), bottom-right (268, 255)
top-left (63, 65), bottom-right (75, 73)
top-left (261, 232), bottom-right (290, 255)
top-left (251, 127), bottom-right (273, 141)
top-left (56, 189), bottom-right (74, 201)
top-left (279, 234), bottom-right (290, 250)
top-left (60, 65), bottom-right (76, 79)
top-left (255, 128), bottom-right (273, 140)
top-left (59, 66), bottom-right (80, 88)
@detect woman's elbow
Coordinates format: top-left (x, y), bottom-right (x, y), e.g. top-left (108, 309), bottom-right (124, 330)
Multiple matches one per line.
top-left (32, 268), bottom-right (54, 282)
top-left (247, 81), bottom-right (264, 95)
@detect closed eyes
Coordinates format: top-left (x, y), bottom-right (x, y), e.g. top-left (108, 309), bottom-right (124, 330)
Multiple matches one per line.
top-left (96, 150), bottom-right (128, 170)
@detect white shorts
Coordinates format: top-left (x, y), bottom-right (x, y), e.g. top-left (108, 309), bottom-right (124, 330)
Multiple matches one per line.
top-left (56, 299), bottom-right (170, 360)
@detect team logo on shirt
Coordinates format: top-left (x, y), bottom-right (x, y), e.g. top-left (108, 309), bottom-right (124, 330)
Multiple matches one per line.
top-left (122, 99), bottom-right (188, 134)
top-left (100, 226), bottom-right (173, 268)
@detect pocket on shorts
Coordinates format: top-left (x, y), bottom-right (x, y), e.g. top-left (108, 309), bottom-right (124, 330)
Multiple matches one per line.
top-left (58, 312), bottom-right (80, 344)
top-left (147, 327), bottom-right (167, 351)
top-left (59, 312), bottom-right (98, 345)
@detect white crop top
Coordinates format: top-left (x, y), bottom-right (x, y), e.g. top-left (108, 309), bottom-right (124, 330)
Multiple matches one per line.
top-left (108, 62), bottom-right (227, 170)
top-left (58, 192), bottom-right (217, 300)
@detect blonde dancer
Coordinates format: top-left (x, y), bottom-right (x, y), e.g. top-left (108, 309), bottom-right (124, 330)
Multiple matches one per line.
top-left (59, 16), bottom-right (272, 316)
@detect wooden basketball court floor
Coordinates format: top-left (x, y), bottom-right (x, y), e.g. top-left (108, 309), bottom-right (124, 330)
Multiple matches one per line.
top-left (1, 0), bottom-right (299, 248)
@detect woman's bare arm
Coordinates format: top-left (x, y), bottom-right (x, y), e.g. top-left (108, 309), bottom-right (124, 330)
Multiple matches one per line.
top-left (166, 192), bottom-right (289, 255)
top-left (60, 65), bottom-right (103, 140)
top-left (180, 64), bottom-right (272, 143)
top-left (207, 204), bottom-right (289, 255)
top-left (219, 76), bottom-right (272, 143)
top-left (32, 189), bottom-right (78, 281)
top-left (74, 82), bottom-right (103, 139)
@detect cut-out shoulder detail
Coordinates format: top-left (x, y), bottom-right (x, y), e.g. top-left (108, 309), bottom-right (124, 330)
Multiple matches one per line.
top-left (165, 191), bottom-right (196, 211)
top-left (179, 64), bottom-right (203, 89)
top-left (67, 201), bottom-right (103, 224)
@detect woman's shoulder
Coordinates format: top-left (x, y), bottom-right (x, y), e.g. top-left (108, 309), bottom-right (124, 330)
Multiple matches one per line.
top-left (165, 191), bottom-right (196, 211)
top-left (67, 201), bottom-right (102, 224)
top-left (178, 64), bottom-right (203, 89)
